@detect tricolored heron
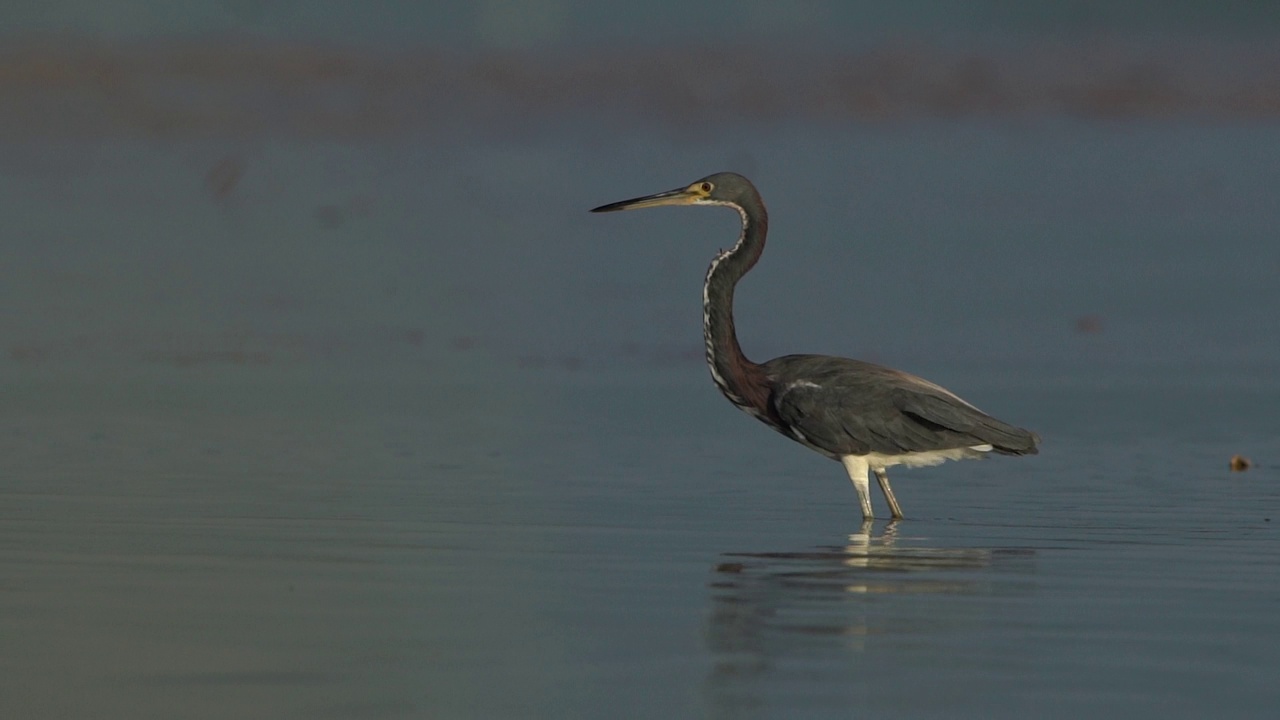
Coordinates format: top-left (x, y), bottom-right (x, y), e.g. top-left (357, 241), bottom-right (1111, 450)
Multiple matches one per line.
top-left (591, 172), bottom-right (1039, 519)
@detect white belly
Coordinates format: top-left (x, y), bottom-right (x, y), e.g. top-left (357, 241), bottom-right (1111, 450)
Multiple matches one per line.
top-left (863, 445), bottom-right (994, 469)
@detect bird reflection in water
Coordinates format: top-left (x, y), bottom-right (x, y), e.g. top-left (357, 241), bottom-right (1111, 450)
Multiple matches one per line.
top-left (712, 521), bottom-right (1014, 598)
top-left (704, 523), bottom-right (1034, 713)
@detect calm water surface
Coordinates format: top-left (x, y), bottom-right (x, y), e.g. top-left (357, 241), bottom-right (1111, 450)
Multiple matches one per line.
top-left (2, 46), bottom-right (1280, 717)
top-left (2, 367), bottom-right (1277, 718)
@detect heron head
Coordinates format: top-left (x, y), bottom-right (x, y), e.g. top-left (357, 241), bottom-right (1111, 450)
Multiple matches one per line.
top-left (590, 172), bottom-right (757, 213)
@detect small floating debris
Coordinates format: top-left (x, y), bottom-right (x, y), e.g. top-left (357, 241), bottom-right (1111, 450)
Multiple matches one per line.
top-left (1229, 454), bottom-right (1252, 472)
top-left (1074, 314), bottom-right (1104, 335)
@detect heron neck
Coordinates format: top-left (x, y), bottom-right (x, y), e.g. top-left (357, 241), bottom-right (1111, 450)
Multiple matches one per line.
top-left (702, 201), bottom-right (769, 412)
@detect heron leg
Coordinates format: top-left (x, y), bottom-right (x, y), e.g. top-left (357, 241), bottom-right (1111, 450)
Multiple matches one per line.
top-left (840, 455), bottom-right (875, 519)
top-left (874, 468), bottom-right (905, 519)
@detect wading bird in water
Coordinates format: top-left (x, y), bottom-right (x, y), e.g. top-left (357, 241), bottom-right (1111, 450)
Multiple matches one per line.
top-left (591, 172), bottom-right (1039, 519)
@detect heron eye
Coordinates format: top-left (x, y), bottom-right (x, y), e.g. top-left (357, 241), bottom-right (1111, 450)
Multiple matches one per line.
top-left (700, 182), bottom-right (713, 193)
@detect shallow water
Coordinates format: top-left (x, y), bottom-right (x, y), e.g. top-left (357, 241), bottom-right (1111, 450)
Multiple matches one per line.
top-left (3, 23), bottom-right (1280, 719)
top-left (3, 368), bottom-right (1278, 718)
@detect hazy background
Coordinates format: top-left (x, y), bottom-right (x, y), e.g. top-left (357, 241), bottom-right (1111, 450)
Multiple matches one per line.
top-left (3, 1), bottom-right (1279, 377)
top-left (2, 2), bottom-right (1278, 719)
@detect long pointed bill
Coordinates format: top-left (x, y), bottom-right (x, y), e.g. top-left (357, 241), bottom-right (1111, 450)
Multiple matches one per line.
top-left (590, 187), bottom-right (700, 213)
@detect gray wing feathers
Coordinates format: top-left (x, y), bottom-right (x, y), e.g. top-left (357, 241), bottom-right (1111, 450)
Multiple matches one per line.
top-left (894, 390), bottom-right (1039, 454)
top-left (767, 356), bottom-right (1039, 457)
top-left (772, 387), bottom-right (869, 454)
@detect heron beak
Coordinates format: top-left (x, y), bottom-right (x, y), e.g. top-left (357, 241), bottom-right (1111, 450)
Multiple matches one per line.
top-left (590, 187), bottom-right (700, 213)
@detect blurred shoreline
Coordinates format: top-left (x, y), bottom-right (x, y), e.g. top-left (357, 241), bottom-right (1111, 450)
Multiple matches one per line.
top-left (3, 36), bottom-right (1280, 139)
